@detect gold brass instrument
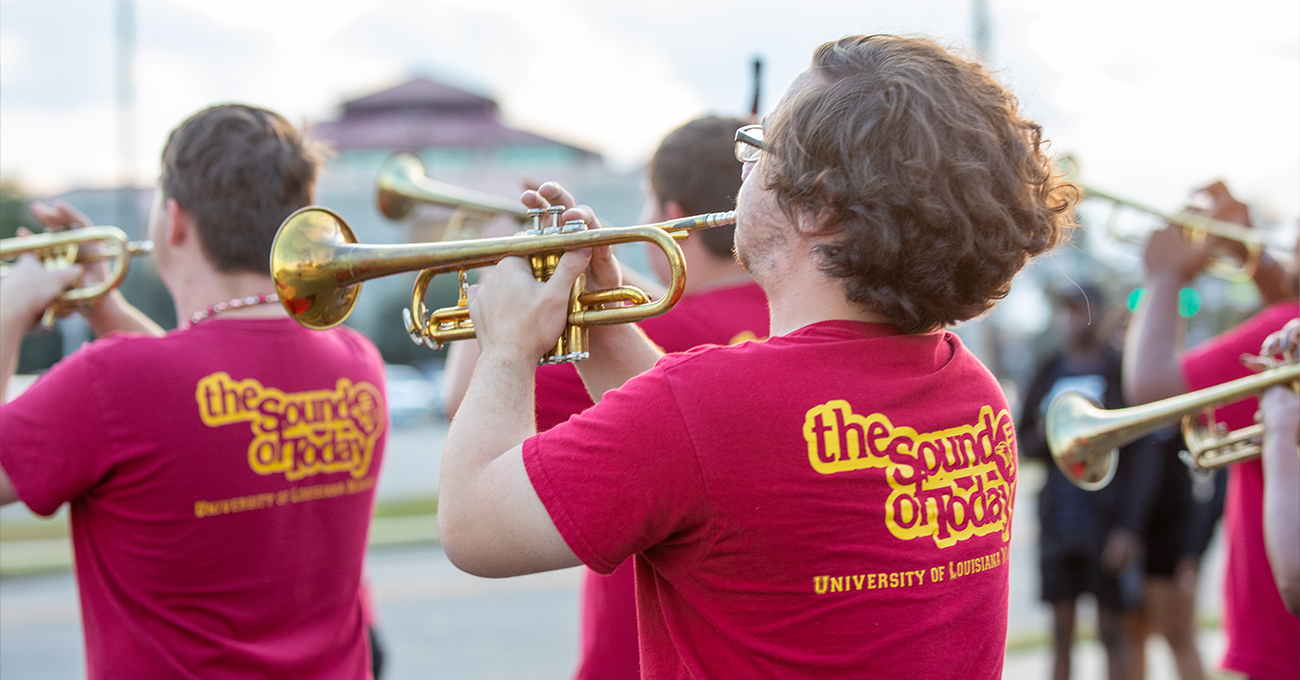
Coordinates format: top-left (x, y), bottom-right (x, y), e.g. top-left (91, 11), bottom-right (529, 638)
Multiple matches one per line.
top-left (1080, 182), bottom-right (1268, 282)
top-left (0, 227), bottom-right (153, 326)
top-left (270, 205), bottom-right (736, 364)
top-left (376, 151), bottom-right (529, 240)
top-left (1046, 362), bottom-right (1300, 490)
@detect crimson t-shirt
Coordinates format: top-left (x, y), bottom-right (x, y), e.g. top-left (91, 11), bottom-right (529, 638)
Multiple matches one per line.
top-left (1182, 299), bottom-right (1300, 680)
top-left (0, 318), bottom-right (387, 680)
top-left (554, 281), bottom-right (769, 680)
top-left (534, 281), bottom-right (769, 433)
top-left (524, 320), bottom-right (1016, 678)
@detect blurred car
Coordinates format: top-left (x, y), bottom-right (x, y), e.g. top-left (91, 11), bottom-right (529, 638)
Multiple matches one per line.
top-left (384, 363), bottom-right (441, 426)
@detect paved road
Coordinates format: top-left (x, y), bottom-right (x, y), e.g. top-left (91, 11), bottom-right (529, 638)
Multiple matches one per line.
top-left (0, 420), bottom-right (1228, 679)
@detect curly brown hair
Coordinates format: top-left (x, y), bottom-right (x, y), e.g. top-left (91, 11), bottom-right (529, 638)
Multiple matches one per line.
top-left (161, 104), bottom-right (326, 274)
top-left (765, 35), bottom-right (1077, 334)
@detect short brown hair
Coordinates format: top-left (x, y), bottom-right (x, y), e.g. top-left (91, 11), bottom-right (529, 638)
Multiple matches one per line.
top-left (649, 116), bottom-right (747, 259)
top-left (766, 35), bottom-right (1076, 334)
top-left (160, 104), bottom-right (325, 273)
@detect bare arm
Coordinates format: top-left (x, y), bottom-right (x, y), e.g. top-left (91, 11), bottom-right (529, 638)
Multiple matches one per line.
top-left (1259, 385), bottom-right (1300, 615)
top-left (81, 291), bottom-right (166, 337)
top-left (437, 252), bottom-right (588, 577)
top-left (1197, 181), bottom-right (1296, 305)
top-left (1123, 225), bottom-right (1208, 404)
top-left (441, 340), bottom-right (481, 420)
top-left (0, 256), bottom-right (84, 506)
top-left (576, 323), bottom-right (663, 401)
top-left (1, 257), bottom-right (83, 400)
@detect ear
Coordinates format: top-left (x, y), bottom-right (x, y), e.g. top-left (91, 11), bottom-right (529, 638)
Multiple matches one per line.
top-left (164, 198), bottom-right (190, 247)
top-left (661, 200), bottom-right (688, 221)
top-left (796, 202), bottom-right (839, 237)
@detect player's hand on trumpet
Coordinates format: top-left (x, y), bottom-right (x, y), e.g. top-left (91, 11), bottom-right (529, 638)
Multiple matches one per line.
top-left (521, 181), bottom-right (623, 293)
top-left (1144, 223), bottom-right (1211, 285)
top-left (0, 254), bottom-right (84, 333)
top-left (467, 246), bottom-right (591, 365)
top-left (26, 200), bottom-right (118, 317)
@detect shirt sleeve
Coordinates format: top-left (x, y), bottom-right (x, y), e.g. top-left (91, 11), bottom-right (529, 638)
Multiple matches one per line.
top-left (1182, 302), bottom-right (1299, 430)
top-left (0, 348), bottom-right (112, 516)
top-left (1183, 302), bottom-right (1298, 390)
top-left (522, 360), bottom-right (711, 574)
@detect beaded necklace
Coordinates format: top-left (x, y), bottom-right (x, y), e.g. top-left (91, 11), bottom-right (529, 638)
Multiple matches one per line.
top-left (184, 293), bottom-right (280, 329)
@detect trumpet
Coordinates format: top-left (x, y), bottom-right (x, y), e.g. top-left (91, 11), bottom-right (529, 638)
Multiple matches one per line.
top-left (270, 205), bottom-right (736, 364)
top-left (0, 227), bottom-right (153, 327)
top-left (1082, 183), bottom-right (1269, 281)
top-left (376, 151), bottom-right (528, 240)
top-left (1046, 361), bottom-right (1300, 490)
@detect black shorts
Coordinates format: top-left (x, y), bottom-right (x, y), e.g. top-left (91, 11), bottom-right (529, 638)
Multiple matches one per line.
top-left (1040, 544), bottom-right (1137, 610)
top-left (1144, 519), bottom-right (1183, 578)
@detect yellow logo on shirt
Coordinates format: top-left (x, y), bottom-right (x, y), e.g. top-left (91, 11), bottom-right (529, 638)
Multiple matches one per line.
top-left (196, 372), bottom-right (384, 482)
top-left (803, 402), bottom-right (1016, 548)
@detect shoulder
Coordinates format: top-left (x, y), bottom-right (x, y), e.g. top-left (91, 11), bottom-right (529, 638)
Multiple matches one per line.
top-left (1189, 300), bottom-right (1299, 364)
top-left (59, 330), bottom-right (179, 371)
top-left (322, 324), bottom-right (385, 362)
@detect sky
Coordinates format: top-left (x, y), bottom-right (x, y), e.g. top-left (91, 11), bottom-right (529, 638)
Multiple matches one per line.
top-left (1, 0), bottom-right (1298, 243)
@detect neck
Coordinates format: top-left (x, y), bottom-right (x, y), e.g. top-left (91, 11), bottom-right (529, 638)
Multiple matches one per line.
top-left (683, 258), bottom-right (753, 296)
top-left (169, 268), bottom-right (286, 326)
top-left (756, 245), bottom-right (890, 336)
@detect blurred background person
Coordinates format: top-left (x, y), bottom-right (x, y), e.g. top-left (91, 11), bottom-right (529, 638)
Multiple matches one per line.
top-left (1017, 283), bottom-right (1158, 680)
top-left (0, 104), bottom-right (389, 679)
top-left (1126, 427), bottom-right (1218, 680)
top-left (1124, 182), bottom-right (1300, 680)
top-left (1254, 320), bottom-right (1299, 616)
top-left (443, 114), bottom-right (768, 680)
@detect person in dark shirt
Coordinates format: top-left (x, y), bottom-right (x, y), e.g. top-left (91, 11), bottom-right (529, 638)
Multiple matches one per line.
top-left (1019, 283), bottom-right (1162, 680)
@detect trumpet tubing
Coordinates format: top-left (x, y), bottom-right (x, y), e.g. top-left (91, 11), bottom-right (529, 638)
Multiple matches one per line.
top-left (376, 151), bottom-right (528, 240)
top-left (270, 206), bottom-right (736, 364)
top-left (0, 227), bottom-right (153, 325)
top-left (1080, 182), bottom-right (1270, 281)
top-left (1045, 362), bottom-right (1300, 490)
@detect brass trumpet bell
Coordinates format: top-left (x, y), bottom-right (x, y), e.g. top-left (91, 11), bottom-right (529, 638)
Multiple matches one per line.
top-left (1046, 362), bottom-right (1300, 489)
top-left (269, 205), bottom-right (736, 364)
top-left (376, 151), bottom-right (529, 239)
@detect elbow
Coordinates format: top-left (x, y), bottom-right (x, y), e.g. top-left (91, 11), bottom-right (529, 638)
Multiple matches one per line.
top-left (436, 506), bottom-right (506, 579)
top-left (1281, 584), bottom-right (1300, 617)
top-left (441, 383), bottom-right (464, 420)
top-left (436, 505), bottom-right (475, 574)
top-left (1279, 576), bottom-right (1300, 617)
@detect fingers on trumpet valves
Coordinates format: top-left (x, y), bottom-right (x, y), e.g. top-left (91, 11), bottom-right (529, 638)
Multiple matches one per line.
top-left (1257, 320), bottom-right (1300, 364)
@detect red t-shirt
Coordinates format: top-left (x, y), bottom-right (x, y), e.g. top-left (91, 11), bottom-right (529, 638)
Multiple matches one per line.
top-left (1182, 299), bottom-right (1300, 680)
top-left (0, 318), bottom-right (387, 680)
top-left (524, 321), bottom-right (1016, 678)
top-left (534, 281), bottom-right (769, 433)
top-left (555, 281), bottom-right (769, 680)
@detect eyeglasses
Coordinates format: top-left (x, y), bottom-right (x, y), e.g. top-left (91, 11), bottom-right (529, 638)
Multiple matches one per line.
top-left (734, 124), bottom-right (768, 163)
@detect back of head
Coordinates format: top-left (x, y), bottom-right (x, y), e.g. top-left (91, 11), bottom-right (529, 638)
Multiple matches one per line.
top-left (766, 35), bottom-right (1077, 334)
top-left (649, 115), bottom-right (747, 259)
top-left (160, 104), bottom-right (325, 274)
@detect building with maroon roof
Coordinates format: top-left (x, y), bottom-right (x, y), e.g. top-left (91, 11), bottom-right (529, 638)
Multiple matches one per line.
top-left (310, 76), bottom-right (643, 363)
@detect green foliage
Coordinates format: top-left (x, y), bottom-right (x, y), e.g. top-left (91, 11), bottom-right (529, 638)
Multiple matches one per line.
top-left (0, 180), bottom-right (40, 240)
